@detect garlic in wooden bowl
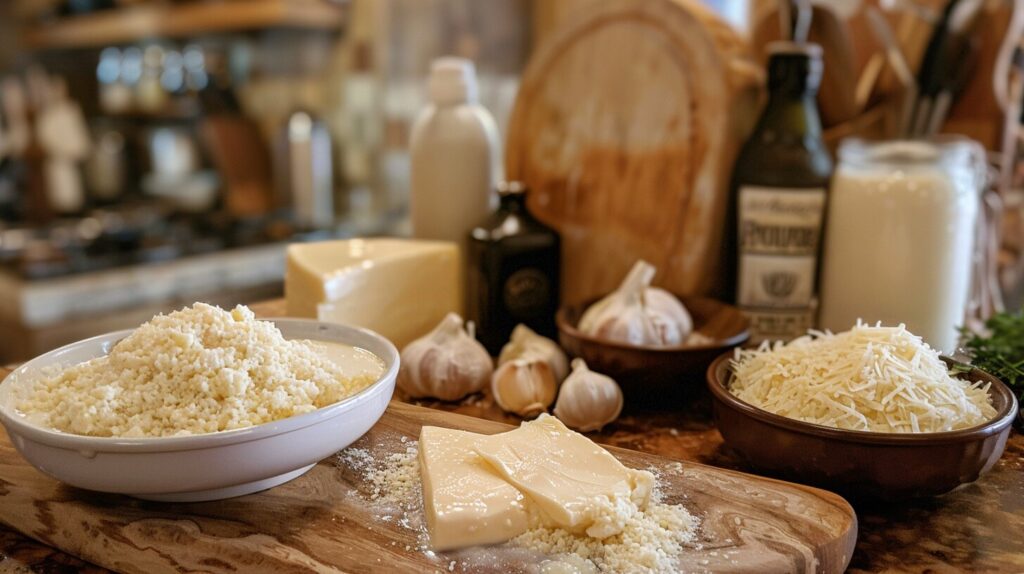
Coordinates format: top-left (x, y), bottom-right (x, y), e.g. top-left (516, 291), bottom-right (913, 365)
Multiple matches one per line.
top-left (578, 260), bottom-right (693, 347)
top-left (554, 359), bottom-right (623, 432)
top-left (492, 358), bottom-right (558, 417)
top-left (498, 324), bottom-right (569, 382)
top-left (397, 313), bottom-right (493, 401)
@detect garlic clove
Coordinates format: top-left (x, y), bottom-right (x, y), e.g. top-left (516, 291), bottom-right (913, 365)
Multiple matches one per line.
top-left (492, 358), bottom-right (558, 418)
top-left (498, 324), bottom-right (569, 382)
top-left (397, 313), bottom-right (493, 401)
top-left (553, 359), bottom-right (623, 432)
top-left (577, 260), bottom-right (693, 347)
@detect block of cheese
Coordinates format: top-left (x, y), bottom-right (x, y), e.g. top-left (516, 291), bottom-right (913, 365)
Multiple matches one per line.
top-left (286, 239), bottom-right (461, 349)
top-left (473, 415), bottom-right (654, 539)
top-left (419, 426), bottom-right (533, 551)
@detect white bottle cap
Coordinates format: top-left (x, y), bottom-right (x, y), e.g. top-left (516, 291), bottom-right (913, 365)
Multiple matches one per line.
top-left (428, 57), bottom-right (478, 105)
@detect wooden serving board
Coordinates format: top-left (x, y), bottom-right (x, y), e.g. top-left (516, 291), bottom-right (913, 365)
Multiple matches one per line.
top-left (0, 402), bottom-right (856, 574)
top-left (506, 0), bottom-right (762, 303)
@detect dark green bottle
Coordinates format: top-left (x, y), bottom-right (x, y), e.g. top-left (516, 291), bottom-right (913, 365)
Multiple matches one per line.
top-left (467, 182), bottom-right (561, 355)
top-left (726, 42), bottom-right (833, 343)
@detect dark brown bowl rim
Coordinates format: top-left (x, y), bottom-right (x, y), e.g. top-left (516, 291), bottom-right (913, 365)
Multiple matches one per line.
top-left (706, 352), bottom-right (1019, 445)
top-left (555, 296), bottom-right (751, 353)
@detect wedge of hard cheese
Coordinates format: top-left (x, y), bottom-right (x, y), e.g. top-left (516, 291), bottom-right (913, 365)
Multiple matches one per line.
top-left (285, 239), bottom-right (461, 349)
top-left (474, 415), bottom-right (654, 539)
top-left (419, 426), bottom-right (533, 551)
top-left (419, 416), bottom-right (656, 551)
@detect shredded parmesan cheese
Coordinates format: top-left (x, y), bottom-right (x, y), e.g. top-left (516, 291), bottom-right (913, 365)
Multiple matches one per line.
top-left (729, 323), bottom-right (997, 433)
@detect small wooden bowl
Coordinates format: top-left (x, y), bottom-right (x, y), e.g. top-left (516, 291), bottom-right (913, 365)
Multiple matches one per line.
top-left (556, 296), bottom-right (749, 404)
top-left (707, 354), bottom-right (1019, 500)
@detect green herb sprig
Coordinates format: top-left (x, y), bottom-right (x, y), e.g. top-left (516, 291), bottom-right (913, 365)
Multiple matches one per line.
top-left (959, 312), bottom-right (1024, 398)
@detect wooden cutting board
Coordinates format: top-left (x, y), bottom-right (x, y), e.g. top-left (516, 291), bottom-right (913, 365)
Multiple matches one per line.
top-left (506, 0), bottom-right (762, 303)
top-left (0, 402), bottom-right (856, 574)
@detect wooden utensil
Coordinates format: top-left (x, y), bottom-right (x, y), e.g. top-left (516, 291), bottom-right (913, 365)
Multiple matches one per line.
top-left (0, 401), bottom-right (857, 573)
top-left (199, 115), bottom-right (275, 217)
top-left (505, 0), bottom-right (761, 304)
top-left (751, 3), bottom-right (861, 128)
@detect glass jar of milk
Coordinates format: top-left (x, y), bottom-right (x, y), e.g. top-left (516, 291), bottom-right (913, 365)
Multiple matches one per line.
top-left (818, 138), bottom-right (986, 353)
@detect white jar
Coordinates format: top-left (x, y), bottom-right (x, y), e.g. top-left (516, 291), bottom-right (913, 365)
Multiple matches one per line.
top-left (818, 139), bottom-right (986, 353)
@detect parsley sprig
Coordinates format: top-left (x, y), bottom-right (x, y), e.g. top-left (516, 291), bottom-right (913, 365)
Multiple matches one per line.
top-left (960, 312), bottom-right (1024, 399)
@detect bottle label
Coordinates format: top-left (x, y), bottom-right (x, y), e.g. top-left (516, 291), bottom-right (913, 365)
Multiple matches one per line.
top-left (737, 185), bottom-right (826, 341)
top-left (503, 268), bottom-right (551, 317)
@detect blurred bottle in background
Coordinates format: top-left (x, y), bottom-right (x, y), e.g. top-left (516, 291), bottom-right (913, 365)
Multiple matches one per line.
top-left (728, 42), bottom-right (833, 343)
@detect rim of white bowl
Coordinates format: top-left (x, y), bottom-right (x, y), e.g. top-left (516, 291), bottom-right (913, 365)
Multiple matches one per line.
top-left (0, 318), bottom-right (399, 453)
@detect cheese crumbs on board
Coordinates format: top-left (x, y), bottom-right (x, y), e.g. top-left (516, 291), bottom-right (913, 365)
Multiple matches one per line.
top-left (729, 323), bottom-right (997, 433)
top-left (17, 303), bottom-right (380, 438)
top-left (512, 497), bottom-right (698, 573)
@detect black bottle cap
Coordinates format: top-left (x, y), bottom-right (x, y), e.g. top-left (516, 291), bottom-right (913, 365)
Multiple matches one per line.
top-left (766, 41), bottom-right (823, 95)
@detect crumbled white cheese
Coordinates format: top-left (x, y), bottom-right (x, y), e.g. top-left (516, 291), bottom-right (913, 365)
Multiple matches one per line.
top-left (729, 322), bottom-right (997, 433)
top-left (512, 498), bottom-right (698, 573)
top-left (17, 303), bottom-right (379, 437)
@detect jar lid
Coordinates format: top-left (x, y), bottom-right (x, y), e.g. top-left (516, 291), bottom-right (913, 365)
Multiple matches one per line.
top-left (838, 137), bottom-right (985, 170)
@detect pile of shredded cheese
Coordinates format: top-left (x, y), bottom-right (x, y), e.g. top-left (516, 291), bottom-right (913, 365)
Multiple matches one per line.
top-left (729, 323), bottom-right (997, 433)
top-left (17, 303), bottom-right (379, 437)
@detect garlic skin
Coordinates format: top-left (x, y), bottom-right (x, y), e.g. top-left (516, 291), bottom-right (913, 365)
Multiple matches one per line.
top-left (498, 324), bottom-right (569, 382)
top-left (397, 313), bottom-right (493, 401)
top-left (578, 260), bottom-right (693, 347)
top-left (554, 359), bottom-right (623, 432)
top-left (492, 358), bottom-right (558, 417)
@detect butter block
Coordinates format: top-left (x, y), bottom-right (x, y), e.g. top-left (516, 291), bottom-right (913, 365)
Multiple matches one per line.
top-left (473, 415), bottom-right (654, 538)
top-left (285, 239), bottom-right (461, 349)
top-left (419, 426), bottom-right (533, 551)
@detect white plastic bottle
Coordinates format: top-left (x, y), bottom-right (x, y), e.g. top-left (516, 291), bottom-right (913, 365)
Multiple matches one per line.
top-left (410, 58), bottom-right (500, 254)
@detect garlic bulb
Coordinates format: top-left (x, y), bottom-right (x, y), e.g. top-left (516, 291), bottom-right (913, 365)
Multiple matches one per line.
top-left (578, 260), bottom-right (693, 346)
top-left (498, 324), bottom-right (569, 382)
top-left (553, 359), bottom-right (623, 432)
top-left (397, 313), bottom-right (492, 401)
top-left (492, 358), bottom-right (558, 417)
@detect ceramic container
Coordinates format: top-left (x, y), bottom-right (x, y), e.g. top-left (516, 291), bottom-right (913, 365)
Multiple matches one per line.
top-left (0, 319), bottom-right (398, 502)
top-left (707, 353), bottom-right (1017, 499)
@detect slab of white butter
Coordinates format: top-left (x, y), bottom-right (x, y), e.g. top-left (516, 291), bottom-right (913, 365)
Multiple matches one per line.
top-left (285, 238), bottom-right (461, 349)
top-left (473, 415), bottom-right (655, 539)
top-left (419, 426), bottom-right (533, 551)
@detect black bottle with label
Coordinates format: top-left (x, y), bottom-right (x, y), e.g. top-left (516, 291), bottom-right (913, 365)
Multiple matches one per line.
top-left (726, 41), bottom-right (833, 343)
top-left (467, 182), bottom-right (561, 355)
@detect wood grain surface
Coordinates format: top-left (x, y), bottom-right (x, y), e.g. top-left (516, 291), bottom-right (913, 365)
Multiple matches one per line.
top-left (505, 0), bottom-right (761, 303)
top-left (0, 401), bottom-right (856, 574)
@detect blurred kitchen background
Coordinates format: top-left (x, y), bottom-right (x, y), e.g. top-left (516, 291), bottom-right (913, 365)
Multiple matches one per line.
top-left (0, 0), bottom-right (1020, 362)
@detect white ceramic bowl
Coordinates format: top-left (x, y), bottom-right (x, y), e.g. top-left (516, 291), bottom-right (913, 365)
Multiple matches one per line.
top-left (0, 318), bottom-right (398, 502)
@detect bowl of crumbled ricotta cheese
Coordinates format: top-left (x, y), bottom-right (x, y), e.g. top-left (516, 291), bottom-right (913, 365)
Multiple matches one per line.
top-left (0, 303), bottom-right (398, 502)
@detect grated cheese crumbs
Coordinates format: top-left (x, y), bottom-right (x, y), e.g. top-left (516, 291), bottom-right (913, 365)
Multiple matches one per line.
top-left (337, 443), bottom-right (422, 508)
top-left (511, 498), bottom-right (697, 573)
top-left (729, 322), bottom-right (997, 433)
top-left (15, 303), bottom-right (380, 437)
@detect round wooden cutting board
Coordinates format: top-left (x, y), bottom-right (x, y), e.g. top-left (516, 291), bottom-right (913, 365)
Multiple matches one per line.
top-left (506, 0), bottom-right (761, 304)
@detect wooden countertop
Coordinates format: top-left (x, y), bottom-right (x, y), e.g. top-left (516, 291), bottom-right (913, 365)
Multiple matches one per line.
top-left (1, 300), bottom-right (1022, 573)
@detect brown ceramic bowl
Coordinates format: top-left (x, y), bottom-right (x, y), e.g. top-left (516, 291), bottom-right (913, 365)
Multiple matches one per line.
top-left (707, 354), bottom-right (1018, 500)
top-left (556, 296), bottom-right (749, 404)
